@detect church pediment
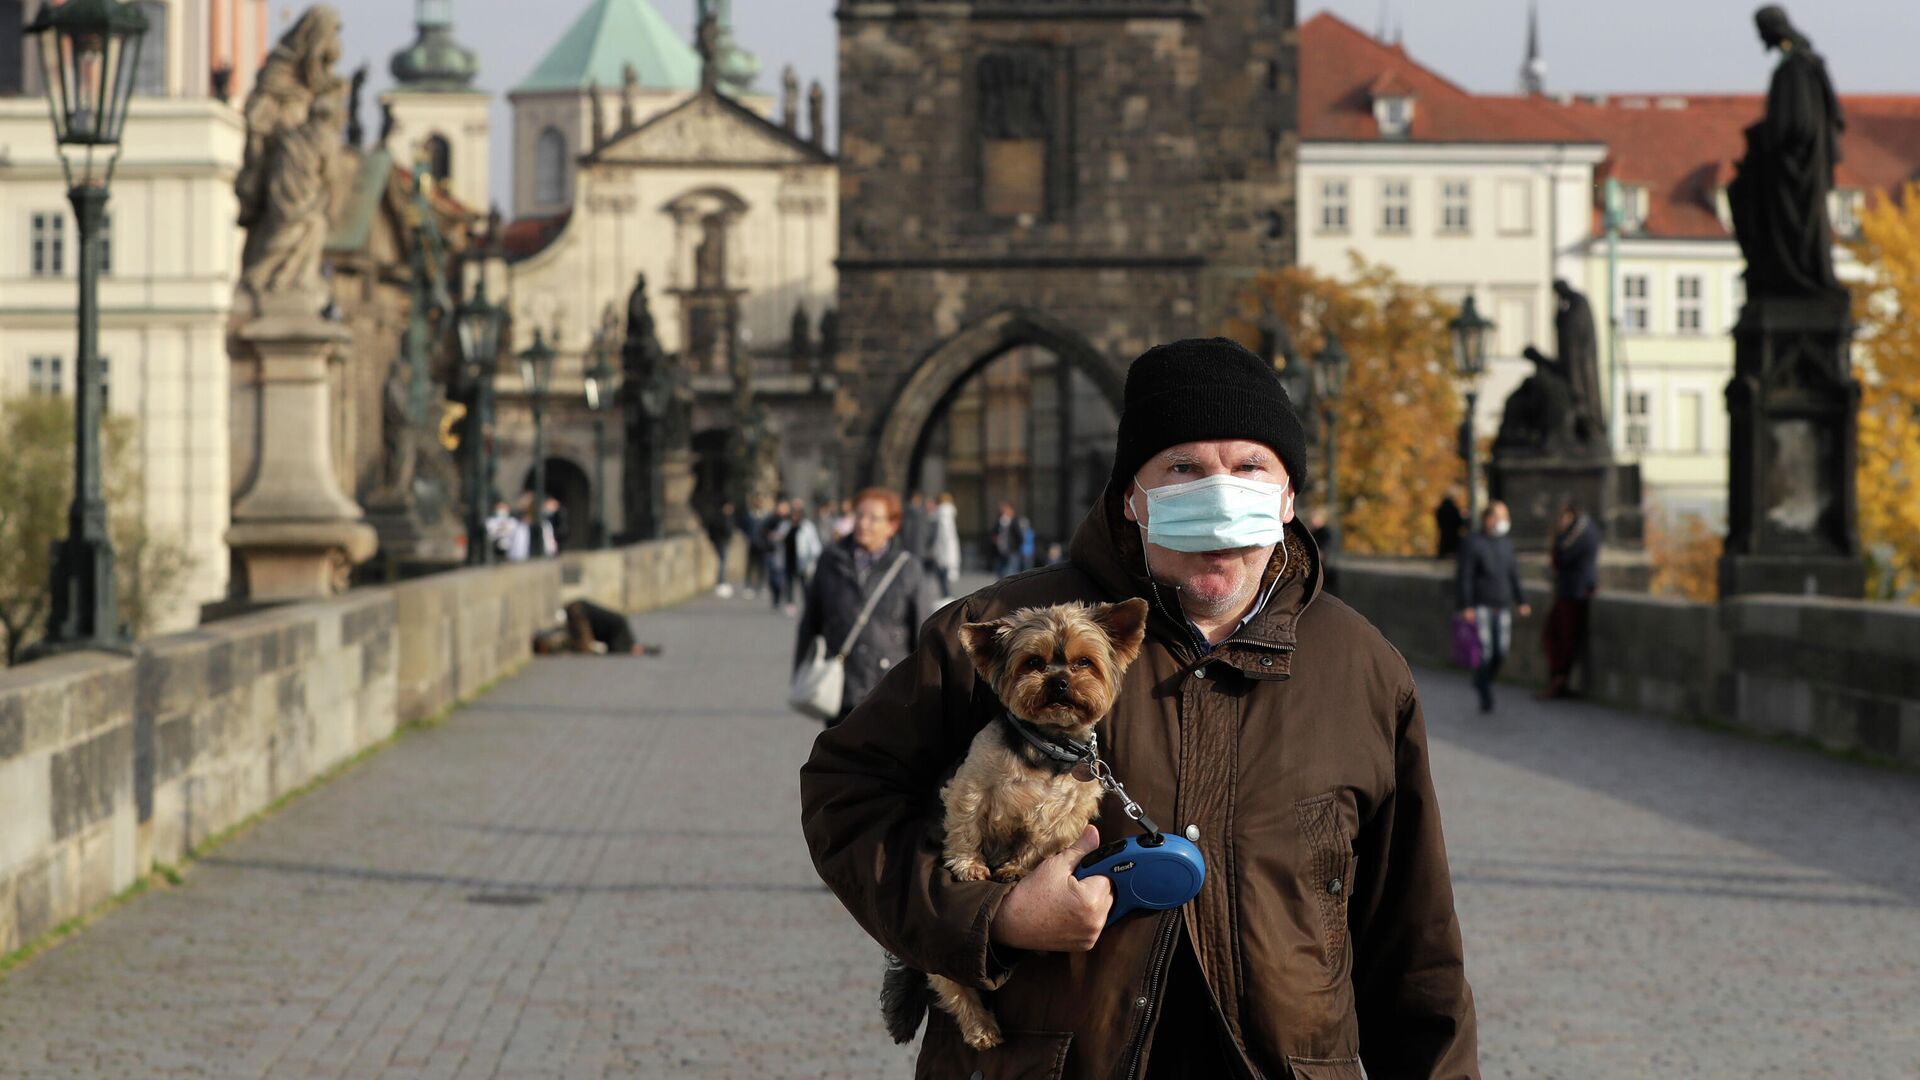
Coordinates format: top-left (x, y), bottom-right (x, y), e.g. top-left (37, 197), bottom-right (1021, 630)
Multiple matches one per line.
top-left (592, 91), bottom-right (830, 167)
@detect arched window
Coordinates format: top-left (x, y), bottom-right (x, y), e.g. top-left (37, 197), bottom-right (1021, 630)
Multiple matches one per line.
top-left (535, 126), bottom-right (568, 206)
top-left (425, 134), bottom-right (452, 183)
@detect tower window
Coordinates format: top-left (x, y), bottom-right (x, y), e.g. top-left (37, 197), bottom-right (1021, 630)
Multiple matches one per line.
top-left (976, 50), bottom-right (1070, 220)
top-left (535, 126), bottom-right (568, 206)
top-left (426, 134), bottom-right (453, 183)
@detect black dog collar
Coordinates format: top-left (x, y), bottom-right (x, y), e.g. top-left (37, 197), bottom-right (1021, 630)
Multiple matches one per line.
top-left (999, 712), bottom-right (1096, 775)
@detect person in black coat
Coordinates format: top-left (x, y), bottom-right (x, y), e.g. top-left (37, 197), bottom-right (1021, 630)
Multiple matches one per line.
top-left (794, 488), bottom-right (942, 726)
top-left (1434, 488), bottom-right (1465, 560)
top-left (1542, 503), bottom-right (1602, 699)
top-left (1456, 500), bottom-right (1531, 713)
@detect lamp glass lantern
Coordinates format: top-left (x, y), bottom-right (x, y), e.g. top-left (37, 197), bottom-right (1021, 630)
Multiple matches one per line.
top-left (1313, 332), bottom-right (1350, 403)
top-left (456, 278), bottom-right (504, 374)
top-left (29, 0), bottom-right (150, 189)
top-left (584, 338), bottom-right (613, 412)
top-left (1262, 316), bottom-right (1311, 412)
top-left (1448, 292), bottom-right (1494, 381)
top-left (520, 328), bottom-right (554, 398)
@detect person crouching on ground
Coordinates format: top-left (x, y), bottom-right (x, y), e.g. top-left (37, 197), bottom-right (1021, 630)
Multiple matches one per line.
top-left (1457, 500), bottom-right (1531, 713)
top-left (800, 338), bottom-right (1477, 1078)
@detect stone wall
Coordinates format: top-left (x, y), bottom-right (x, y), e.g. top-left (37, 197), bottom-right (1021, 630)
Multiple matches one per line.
top-left (1333, 556), bottom-right (1920, 766)
top-left (0, 536), bottom-right (716, 958)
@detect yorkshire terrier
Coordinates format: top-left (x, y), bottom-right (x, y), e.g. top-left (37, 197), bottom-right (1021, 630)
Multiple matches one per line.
top-left (882, 598), bottom-right (1150, 1051)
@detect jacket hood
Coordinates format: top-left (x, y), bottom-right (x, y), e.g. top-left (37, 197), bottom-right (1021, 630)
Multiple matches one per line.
top-left (1067, 480), bottom-right (1322, 657)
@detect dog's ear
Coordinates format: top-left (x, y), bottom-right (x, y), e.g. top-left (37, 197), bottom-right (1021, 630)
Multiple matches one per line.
top-left (1090, 598), bottom-right (1150, 669)
top-left (958, 618), bottom-right (1013, 679)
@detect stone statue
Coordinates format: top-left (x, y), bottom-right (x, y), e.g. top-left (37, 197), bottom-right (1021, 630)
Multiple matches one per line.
top-left (818, 307), bottom-right (839, 361)
top-left (235, 5), bottom-right (347, 317)
top-left (1729, 5), bottom-right (1846, 298)
top-left (589, 78), bottom-right (607, 149)
top-left (782, 66), bottom-right (799, 132)
top-left (620, 63), bottom-right (638, 132)
top-left (1504, 280), bottom-right (1608, 457)
top-left (807, 81), bottom-right (826, 148)
top-left (381, 357), bottom-right (418, 495)
top-left (621, 273), bottom-right (694, 539)
top-left (698, 13), bottom-right (720, 93)
top-left (346, 63), bottom-right (367, 148)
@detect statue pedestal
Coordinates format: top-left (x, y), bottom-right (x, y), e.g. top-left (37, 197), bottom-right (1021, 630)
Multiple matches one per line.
top-left (1488, 455), bottom-right (1644, 553)
top-left (1718, 293), bottom-right (1864, 599)
top-left (228, 314), bottom-right (377, 600)
top-left (662, 450), bottom-right (700, 537)
top-left (363, 493), bottom-right (464, 578)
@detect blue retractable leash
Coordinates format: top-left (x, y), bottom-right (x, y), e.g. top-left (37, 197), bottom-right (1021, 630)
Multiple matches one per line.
top-left (1057, 730), bottom-right (1206, 925)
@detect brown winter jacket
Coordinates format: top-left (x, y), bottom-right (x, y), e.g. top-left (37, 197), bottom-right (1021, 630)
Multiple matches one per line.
top-left (799, 491), bottom-right (1478, 1080)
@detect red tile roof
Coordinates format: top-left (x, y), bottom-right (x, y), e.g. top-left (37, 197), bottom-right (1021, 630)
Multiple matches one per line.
top-left (1300, 13), bottom-right (1596, 144)
top-left (1299, 12), bottom-right (1920, 240)
top-left (502, 212), bottom-right (571, 261)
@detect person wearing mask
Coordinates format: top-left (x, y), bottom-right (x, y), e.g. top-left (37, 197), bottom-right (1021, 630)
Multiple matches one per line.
top-left (1457, 500), bottom-right (1532, 713)
top-left (801, 338), bottom-right (1476, 1077)
top-left (485, 499), bottom-right (515, 561)
top-left (1542, 501), bottom-right (1602, 699)
top-left (929, 492), bottom-right (962, 598)
top-left (793, 488), bottom-right (941, 727)
top-left (544, 495), bottom-right (568, 551)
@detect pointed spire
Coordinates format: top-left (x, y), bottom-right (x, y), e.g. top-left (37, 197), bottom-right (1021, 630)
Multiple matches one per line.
top-left (1393, 18), bottom-right (1403, 47)
top-left (1520, 0), bottom-right (1547, 96)
top-left (1375, 0), bottom-right (1389, 41)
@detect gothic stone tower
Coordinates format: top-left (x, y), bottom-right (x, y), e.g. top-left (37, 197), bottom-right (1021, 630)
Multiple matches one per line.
top-left (836, 0), bottom-right (1298, 493)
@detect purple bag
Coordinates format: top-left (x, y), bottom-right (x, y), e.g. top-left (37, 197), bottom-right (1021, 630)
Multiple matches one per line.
top-left (1450, 613), bottom-right (1483, 670)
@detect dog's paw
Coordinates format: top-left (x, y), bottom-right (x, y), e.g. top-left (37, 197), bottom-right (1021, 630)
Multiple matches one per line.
top-left (946, 859), bottom-right (992, 882)
top-left (990, 862), bottom-right (1030, 883)
top-left (961, 1019), bottom-right (1003, 1051)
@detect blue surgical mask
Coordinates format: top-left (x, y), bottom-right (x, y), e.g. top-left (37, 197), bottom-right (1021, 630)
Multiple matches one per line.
top-left (1130, 475), bottom-right (1294, 553)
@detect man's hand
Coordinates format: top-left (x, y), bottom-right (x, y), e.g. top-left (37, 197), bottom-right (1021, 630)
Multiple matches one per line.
top-left (1459, 608), bottom-right (1477, 625)
top-left (989, 826), bottom-right (1112, 953)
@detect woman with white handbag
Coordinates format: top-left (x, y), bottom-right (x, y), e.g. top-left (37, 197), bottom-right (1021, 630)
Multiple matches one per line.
top-left (791, 488), bottom-right (941, 726)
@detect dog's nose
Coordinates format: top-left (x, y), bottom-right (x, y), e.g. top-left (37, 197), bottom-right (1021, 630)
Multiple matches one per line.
top-left (1045, 676), bottom-right (1070, 697)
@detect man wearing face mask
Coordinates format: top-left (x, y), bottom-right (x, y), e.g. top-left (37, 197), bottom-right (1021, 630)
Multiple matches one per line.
top-left (1456, 500), bottom-right (1532, 713)
top-left (802, 339), bottom-right (1478, 1078)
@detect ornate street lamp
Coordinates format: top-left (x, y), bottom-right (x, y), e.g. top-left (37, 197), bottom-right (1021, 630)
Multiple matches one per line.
top-left (29, 0), bottom-right (149, 653)
top-left (519, 329), bottom-right (556, 557)
top-left (1448, 292), bottom-right (1495, 522)
top-left (584, 335), bottom-right (615, 550)
top-left (1261, 314), bottom-right (1311, 420)
top-left (455, 276), bottom-right (504, 564)
top-left (1313, 332), bottom-right (1350, 554)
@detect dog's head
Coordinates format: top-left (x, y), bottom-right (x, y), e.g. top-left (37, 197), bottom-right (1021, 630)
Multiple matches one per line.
top-left (959, 599), bottom-right (1149, 736)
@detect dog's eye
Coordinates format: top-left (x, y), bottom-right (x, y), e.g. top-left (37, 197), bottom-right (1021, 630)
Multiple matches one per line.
top-left (1025, 656), bottom-right (1047, 671)
top-left (1073, 657), bottom-right (1094, 669)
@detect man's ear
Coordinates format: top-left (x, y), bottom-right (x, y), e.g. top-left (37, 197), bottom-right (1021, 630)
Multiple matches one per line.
top-left (958, 619), bottom-right (1012, 678)
top-left (1091, 598), bottom-right (1150, 669)
top-left (1121, 480), bottom-right (1141, 524)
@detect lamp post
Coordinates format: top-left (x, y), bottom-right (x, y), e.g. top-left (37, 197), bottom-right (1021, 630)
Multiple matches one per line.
top-left (519, 329), bottom-right (555, 557)
top-left (584, 336), bottom-right (614, 550)
top-left (1448, 292), bottom-right (1495, 523)
top-left (29, 0), bottom-right (149, 653)
top-left (455, 276), bottom-right (504, 565)
top-left (1313, 332), bottom-right (1350, 554)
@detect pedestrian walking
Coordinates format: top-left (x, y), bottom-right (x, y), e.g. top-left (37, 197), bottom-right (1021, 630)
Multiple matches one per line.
top-left (789, 501), bottom-right (823, 604)
top-left (900, 492), bottom-right (933, 560)
top-left (1435, 486), bottom-right (1465, 560)
top-left (485, 499), bottom-right (515, 560)
top-left (1457, 499), bottom-right (1532, 713)
top-left (1542, 501), bottom-right (1602, 699)
top-left (929, 492), bottom-right (962, 598)
top-left (505, 493), bottom-right (555, 562)
top-left (767, 498), bottom-right (797, 611)
top-left (792, 488), bottom-right (940, 727)
top-left (989, 501), bottom-right (1028, 578)
top-left (740, 497), bottom-right (771, 599)
top-left (705, 500), bottom-right (738, 598)
top-left (801, 337), bottom-right (1477, 1077)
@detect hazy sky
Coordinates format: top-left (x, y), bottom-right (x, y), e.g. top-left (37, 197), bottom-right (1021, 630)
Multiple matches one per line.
top-left (324, 0), bottom-right (1920, 215)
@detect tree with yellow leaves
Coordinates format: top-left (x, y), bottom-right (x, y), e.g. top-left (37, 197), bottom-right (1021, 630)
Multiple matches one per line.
top-left (1848, 183), bottom-right (1920, 602)
top-left (1225, 258), bottom-right (1464, 556)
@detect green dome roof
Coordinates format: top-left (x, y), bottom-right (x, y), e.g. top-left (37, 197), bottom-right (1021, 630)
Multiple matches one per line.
top-left (390, 2), bottom-right (480, 91)
top-left (513, 0), bottom-right (702, 95)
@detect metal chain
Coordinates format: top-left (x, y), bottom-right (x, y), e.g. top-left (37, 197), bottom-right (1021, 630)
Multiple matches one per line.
top-left (1080, 734), bottom-right (1162, 837)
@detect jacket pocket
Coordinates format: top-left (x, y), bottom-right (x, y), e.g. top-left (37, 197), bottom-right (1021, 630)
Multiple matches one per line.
top-left (915, 1019), bottom-right (1074, 1080)
top-left (1294, 793), bottom-right (1357, 959)
top-left (1286, 1055), bottom-right (1365, 1079)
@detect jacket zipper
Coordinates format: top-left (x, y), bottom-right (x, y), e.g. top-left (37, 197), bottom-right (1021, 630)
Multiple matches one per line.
top-left (1123, 910), bottom-right (1182, 1080)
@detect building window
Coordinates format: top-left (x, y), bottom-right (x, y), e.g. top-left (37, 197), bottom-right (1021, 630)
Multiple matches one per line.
top-left (1614, 183), bottom-right (1650, 234)
top-left (1441, 180), bottom-right (1471, 233)
top-left (1621, 274), bottom-right (1650, 333)
top-left (1674, 390), bottom-right (1703, 453)
top-left (1373, 95), bottom-right (1414, 138)
top-left (132, 1), bottom-right (167, 96)
top-left (0, 0), bottom-right (23, 95)
top-left (1319, 179), bottom-right (1348, 233)
top-left (977, 50), bottom-right (1068, 220)
top-left (1675, 275), bottom-right (1703, 334)
top-left (1379, 179), bottom-right (1410, 234)
top-left (1829, 189), bottom-right (1865, 237)
top-left (29, 355), bottom-right (63, 396)
top-left (31, 212), bottom-right (65, 276)
top-left (534, 126), bottom-right (568, 205)
top-left (426, 134), bottom-right (452, 183)
top-left (1625, 390), bottom-right (1652, 452)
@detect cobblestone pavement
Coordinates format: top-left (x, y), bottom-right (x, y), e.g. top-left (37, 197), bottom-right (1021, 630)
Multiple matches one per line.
top-left (0, 588), bottom-right (1916, 1078)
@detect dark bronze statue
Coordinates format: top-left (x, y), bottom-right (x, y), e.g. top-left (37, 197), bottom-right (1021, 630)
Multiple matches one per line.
top-left (1728, 5), bottom-right (1845, 298)
top-left (1503, 281), bottom-right (1608, 457)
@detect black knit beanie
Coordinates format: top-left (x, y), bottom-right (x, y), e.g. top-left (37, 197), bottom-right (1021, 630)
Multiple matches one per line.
top-left (1108, 337), bottom-right (1309, 496)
